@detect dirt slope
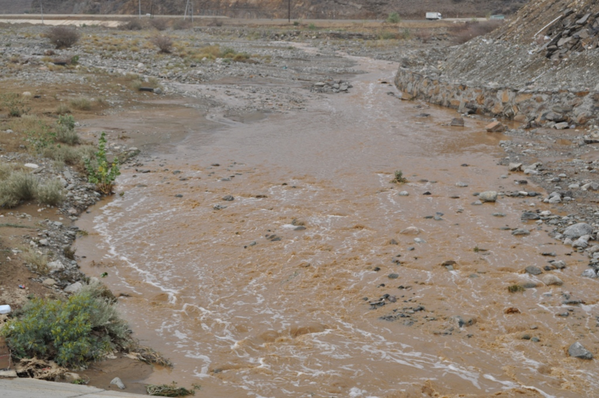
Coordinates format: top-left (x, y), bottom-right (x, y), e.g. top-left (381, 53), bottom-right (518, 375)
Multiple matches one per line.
top-left (12, 0), bottom-right (527, 19)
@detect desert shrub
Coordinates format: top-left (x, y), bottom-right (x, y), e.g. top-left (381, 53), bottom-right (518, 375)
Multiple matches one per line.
top-left (22, 248), bottom-right (49, 275)
top-left (308, 23), bottom-right (316, 30)
top-left (55, 115), bottom-right (79, 145)
top-left (46, 26), bottom-right (81, 49)
top-left (56, 103), bottom-right (71, 115)
top-left (37, 179), bottom-right (65, 206)
top-left (25, 119), bottom-right (55, 153)
top-left (220, 47), bottom-right (236, 58)
top-left (232, 52), bottom-right (250, 62)
top-left (150, 35), bottom-right (173, 53)
top-left (172, 19), bottom-right (192, 30)
top-left (387, 12), bottom-right (400, 23)
top-left (44, 144), bottom-right (81, 166)
top-left (121, 18), bottom-right (144, 31)
top-left (149, 18), bottom-right (169, 31)
top-left (1, 286), bottom-right (131, 368)
top-left (450, 20), bottom-right (502, 44)
top-left (392, 170), bottom-right (407, 183)
top-left (69, 97), bottom-right (92, 111)
top-left (85, 132), bottom-right (120, 194)
top-left (0, 171), bottom-right (39, 208)
top-left (0, 92), bottom-right (30, 117)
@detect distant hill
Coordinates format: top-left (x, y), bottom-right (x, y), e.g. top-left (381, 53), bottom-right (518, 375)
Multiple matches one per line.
top-left (5, 0), bottom-right (528, 19)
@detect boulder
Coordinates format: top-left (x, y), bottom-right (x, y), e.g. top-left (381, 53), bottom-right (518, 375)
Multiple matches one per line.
top-left (563, 223), bottom-right (593, 239)
top-left (450, 117), bottom-right (465, 127)
top-left (568, 342), bottom-right (593, 360)
top-left (542, 274), bottom-right (563, 286)
top-left (485, 121), bottom-right (505, 132)
top-left (479, 191), bottom-right (498, 202)
top-left (400, 226), bottom-right (420, 235)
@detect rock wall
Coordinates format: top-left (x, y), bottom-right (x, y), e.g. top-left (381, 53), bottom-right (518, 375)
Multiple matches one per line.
top-left (394, 67), bottom-right (598, 128)
top-left (395, 0), bottom-right (599, 128)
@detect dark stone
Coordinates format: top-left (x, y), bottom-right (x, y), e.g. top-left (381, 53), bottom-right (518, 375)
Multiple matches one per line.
top-left (525, 266), bottom-right (543, 275)
top-left (222, 195), bottom-right (234, 201)
top-left (521, 211), bottom-right (540, 221)
top-left (388, 273), bottom-right (399, 279)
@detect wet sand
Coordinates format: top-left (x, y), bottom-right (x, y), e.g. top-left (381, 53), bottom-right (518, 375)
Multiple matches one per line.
top-left (74, 54), bottom-right (598, 397)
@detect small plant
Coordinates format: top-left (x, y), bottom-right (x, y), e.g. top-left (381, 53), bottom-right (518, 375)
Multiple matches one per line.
top-left (308, 23), bottom-right (316, 30)
top-left (150, 35), bottom-right (174, 54)
top-left (55, 115), bottom-right (79, 145)
top-left (69, 97), bottom-right (92, 111)
top-left (46, 26), bottom-right (81, 49)
top-left (56, 103), bottom-right (71, 115)
top-left (37, 179), bottom-right (65, 206)
top-left (85, 132), bottom-right (120, 194)
top-left (26, 119), bottom-right (55, 153)
top-left (146, 382), bottom-right (195, 397)
top-left (507, 284), bottom-right (525, 293)
top-left (293, 21), bottom-right (300, 26)
top-left (1, 285), bottom-right (131, 368)
top-left (22, 248), bottom-right (49, 275)
top-left (392, 170), bottom-right (407, 184)
top-left (1, 92), bottom-right (30, 117)
top-left (387, 12), bottom-right (400, 24)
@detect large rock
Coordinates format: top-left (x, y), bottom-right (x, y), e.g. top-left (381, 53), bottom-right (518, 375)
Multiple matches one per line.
top-left (485, 121), bottom-right (505, 132)
top-left (563, 223), bottom-right (593, 239)
top-left (568, 342), bottom-right (593, 360)
top-left (478, 191), bottom-right (498, 202)
top-left (542, 274), bottom-right (563, 286)
top-left (400, 226), bottom-right (420, 235)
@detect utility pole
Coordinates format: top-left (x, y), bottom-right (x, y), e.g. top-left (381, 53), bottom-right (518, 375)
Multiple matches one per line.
top-left (40, 0), bottom-right (44, 25)
top-left (138, 0), bottom-right (141, 18)
top-left (287, 0), bottom-right (290, 23)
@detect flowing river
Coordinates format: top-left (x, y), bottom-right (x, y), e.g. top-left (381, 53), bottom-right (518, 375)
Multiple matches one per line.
top-left (75, 53), bottom-right (598, 397)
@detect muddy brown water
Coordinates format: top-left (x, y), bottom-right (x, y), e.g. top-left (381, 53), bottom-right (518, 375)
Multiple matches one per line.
top-left (75, 56), bottom-right (599, 397)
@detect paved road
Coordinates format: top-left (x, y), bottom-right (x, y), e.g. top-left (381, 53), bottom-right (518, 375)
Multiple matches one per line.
top-left (0, 378), bottom-right (145, 398)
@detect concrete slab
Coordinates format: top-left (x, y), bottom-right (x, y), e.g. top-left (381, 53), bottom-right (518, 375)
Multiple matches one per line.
top-left (0, 378), bottom-right (146, 397)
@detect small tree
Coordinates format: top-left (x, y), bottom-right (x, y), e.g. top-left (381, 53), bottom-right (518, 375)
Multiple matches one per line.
top-left (46, 26), bottom-right (81, 49)
top-left (150, 35), bottom-right (173, 54)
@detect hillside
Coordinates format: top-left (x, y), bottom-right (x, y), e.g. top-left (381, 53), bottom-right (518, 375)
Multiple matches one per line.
top-left (5, 0), bottom-right (527, 19)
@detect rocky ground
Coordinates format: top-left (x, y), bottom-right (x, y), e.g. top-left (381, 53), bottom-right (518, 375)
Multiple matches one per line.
top-left (1, 15), bottom-right (599, 394)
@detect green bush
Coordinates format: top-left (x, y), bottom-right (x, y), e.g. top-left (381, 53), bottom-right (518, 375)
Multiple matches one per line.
top-left (85, 132), bottom-right (120, 194)
top-left (387, 12), bottom-right (400, 24)
top-left (46, 26), bottom-right (81, 49)
top-left (55, 115), bottom-right (79, 145)
top-left (1, 286), bottom-right (131, 368)
top-left (37, 179), bottom-right (65, 206)
top-left (0, 171), bottom-right (39, 208)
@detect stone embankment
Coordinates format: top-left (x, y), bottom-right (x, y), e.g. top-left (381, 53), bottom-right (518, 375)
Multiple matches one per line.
top-left (395, 2), bottom-right (599, 129)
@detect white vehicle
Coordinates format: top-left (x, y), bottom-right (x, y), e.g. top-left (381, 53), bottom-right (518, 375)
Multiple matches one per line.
top-left (426, 12), bottom-right (442, 20)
